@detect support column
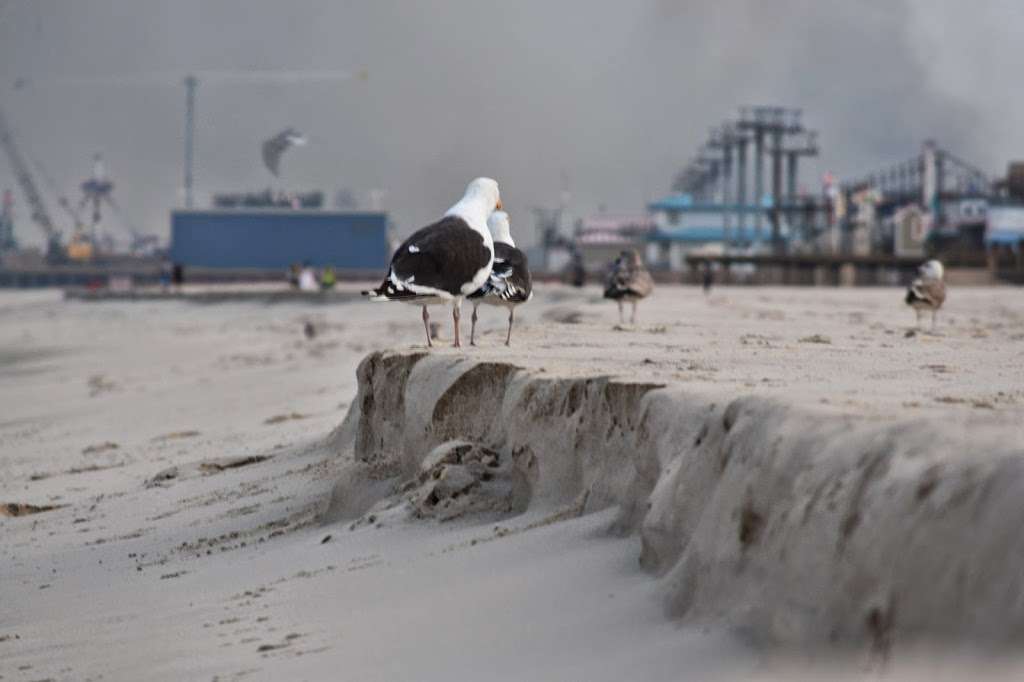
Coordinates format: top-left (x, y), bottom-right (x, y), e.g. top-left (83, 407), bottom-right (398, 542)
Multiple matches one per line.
top-left (722, 141), bottom-right (732, 246)
top-left (754, 130), bottom-right (764, 240)
top-left (736, 138), bottom-right (748, 242)
top-left (770, 129), bottom-right (784, 253)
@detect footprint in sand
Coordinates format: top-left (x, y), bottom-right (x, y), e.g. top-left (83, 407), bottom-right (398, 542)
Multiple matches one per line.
top-left (1, 502), bottom-right (64, 517)
top-left (263, 413), bottom-right (308, 425)
top-left (150, 430), bottom-right (201, 442)
top-left (82, 441), bottom-right (119, 455)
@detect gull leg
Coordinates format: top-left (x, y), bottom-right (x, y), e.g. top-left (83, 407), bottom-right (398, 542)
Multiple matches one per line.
top-left (505, 306), bottom-right (514, 346)
top-left (932, 309), bottom-right (937, 332)
top-left (915, 308), bottom-right (922, 330)
top-left (470, 304), bottom-right (479, 346)
top-left (631, 301), bottom-right (638, 325)
top-left (452, 299), bottom-right (462, 348)
top-left (617, 300), bottom-right (624, 325)
top-left (422, 306), bottom-right (432, 348)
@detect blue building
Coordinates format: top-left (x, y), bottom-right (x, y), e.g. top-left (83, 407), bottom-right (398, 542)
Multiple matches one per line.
top-left (170, 209), bottom-right (389, 270)
top-left (646, 194), bottom-right (786, 270)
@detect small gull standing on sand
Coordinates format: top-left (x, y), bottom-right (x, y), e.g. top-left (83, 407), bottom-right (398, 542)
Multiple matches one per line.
top-left (363, 178), bottom-right (502, 347)
top-left (905, 259), bottom-right (946, 331)
top-left (468, 210), bottom-right (533, 346)
top-left (603, 249), bottom-right (654, 325)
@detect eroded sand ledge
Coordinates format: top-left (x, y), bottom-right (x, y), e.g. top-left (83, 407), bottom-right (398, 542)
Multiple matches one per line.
top-left (328, 349), bottom-right (1024, 652)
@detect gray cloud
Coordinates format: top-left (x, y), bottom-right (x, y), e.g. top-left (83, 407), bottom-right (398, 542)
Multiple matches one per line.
top-left (0, 0), bottom-right (1017, 248)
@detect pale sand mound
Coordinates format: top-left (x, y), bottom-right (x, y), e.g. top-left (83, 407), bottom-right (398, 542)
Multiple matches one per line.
top-left (328, 349), bottom-right (1024, 654)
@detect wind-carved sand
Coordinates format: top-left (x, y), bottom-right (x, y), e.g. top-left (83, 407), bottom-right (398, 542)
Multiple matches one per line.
top-left (2, 285), bottom-right (1024, 680)
top-left (329, 349), bottom-right (1024, 653)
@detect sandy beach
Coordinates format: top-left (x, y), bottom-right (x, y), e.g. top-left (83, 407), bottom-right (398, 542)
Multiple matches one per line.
top-left (3, 284), bottom-right (1024, 680)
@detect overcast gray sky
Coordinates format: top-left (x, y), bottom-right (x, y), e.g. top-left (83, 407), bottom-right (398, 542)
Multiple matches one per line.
top-left (1, 0), bottom-right (1021, 248)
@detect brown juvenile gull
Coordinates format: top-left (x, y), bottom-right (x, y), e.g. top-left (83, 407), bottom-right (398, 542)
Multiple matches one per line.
top-left (603, 249), bottom-right (654, 325)
top-left (905, 259), bottom-right (947, 331)
top-left (362, 178), bottom-right (502, 347)
top-left (468, 210), bottom-right (533, 346)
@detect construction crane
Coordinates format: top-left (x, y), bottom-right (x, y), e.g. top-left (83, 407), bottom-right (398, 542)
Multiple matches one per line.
top-left (74, 153), bottom-right (156, 256)
top-left (33, 155), bottom-right (84, 231)
top-left (1, 189), bottom-right (15, 253)
top-left (0, 105), bottom-right (65, 261)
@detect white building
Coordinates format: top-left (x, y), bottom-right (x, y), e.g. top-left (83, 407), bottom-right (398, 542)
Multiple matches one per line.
top-left (986, 202), bottom-right (1024, 251)
top-left (572, 213), bottom-right (653, 272)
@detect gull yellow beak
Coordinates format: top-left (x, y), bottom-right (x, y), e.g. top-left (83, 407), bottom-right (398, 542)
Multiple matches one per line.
top-left (495, 199), bottom-right (503, 210)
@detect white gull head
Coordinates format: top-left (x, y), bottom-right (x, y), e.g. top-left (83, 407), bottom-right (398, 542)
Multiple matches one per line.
top-left (444, 177), bottom-right (502, 239)
top-left (919, 259), bottom-right (944, 280)
top-left (488, 210), bottom-right (514, 247)
top-left (443, 177), bottom-right (502, 295)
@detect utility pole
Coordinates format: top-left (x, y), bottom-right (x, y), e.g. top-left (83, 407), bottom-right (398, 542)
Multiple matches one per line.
top-left (183, 75), bottom-right (197, 209)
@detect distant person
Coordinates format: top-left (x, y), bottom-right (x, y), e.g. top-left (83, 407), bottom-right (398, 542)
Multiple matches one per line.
top-left (298, 263), bottom-right (319, 292)
top-left (159, 259), bottom-right (172, 292)
top-left (288, 263), bottom-right (301, 288)
top-left (171, 263), bottom-right (185, 291)
top-left (702, 262), bottom-right (714, 296)
top-left (570, 249), bottom-right (585, 287)
top-left (320, 266), bottom-right (337, 290)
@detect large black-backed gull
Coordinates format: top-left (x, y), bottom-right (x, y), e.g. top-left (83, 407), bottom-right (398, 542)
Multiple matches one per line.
top-left (468, 210), bottom-right (533, 346)
top-left (905, 259), bottom-right (946, 330)
top-left (603, 249), bottom-right (654, 324)
top-left (362, 177), bottom-right (501, 347)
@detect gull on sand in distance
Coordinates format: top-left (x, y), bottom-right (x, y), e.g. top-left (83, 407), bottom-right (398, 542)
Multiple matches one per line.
top-left (467, 210), bottom-right (533, 346)
top-left (905, 259), bottom-right (946, 331)
top-left (363, 178), bottom-right (502, 347)
top-left (603, 249), bottom-right (654, 325)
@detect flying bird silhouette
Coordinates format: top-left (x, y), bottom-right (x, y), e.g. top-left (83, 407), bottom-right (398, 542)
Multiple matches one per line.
top-left (262, 128), bottom-right (307, 177)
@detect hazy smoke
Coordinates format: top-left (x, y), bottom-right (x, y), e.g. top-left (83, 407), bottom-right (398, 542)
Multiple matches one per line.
top-left (0, 0), bottom-right (1018, 248)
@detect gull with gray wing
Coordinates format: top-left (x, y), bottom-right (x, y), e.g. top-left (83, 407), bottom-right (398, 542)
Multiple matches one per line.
top-left (905, 259), bottom-right (946, 331)
top-left (468, 210), bottom-right (533, 346)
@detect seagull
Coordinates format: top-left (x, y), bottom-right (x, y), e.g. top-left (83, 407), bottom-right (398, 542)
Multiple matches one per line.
top-left (362, 178), bottom-right (501, 347)
top-left (468, 210), bottom-right (533, 346)
top-left (603, 249), bottom-right (654, 325)
top-left (905, 259), bottom-right (946, 331)
top-left (262, 128), bottom-right (307, 177)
